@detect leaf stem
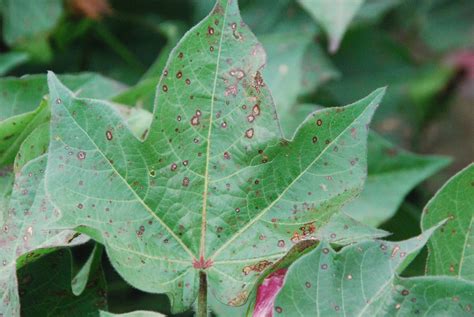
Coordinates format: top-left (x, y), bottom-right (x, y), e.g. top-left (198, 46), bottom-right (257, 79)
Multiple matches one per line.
top-left (197, 271), bottom-right (208, 317)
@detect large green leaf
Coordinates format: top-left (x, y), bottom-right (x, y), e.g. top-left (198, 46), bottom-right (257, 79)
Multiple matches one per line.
top-left (274, 226), bottom-right (474, 316)
top-left (18, 248), bottom-right (107, 317)
top-left (45, 0), bottom-right (383, 312)
top-left (343, 133), bottom-right (450, 226)
top-left (0, 73), bottom-right (127, 167)
top-left (297, 0), bottom-right (365, 52)
top-left (422, 164), bottom-right (474, 280)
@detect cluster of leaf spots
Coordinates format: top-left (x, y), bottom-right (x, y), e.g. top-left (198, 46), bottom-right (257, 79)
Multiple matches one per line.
top-left (44, 0), bottom-right (383, 312)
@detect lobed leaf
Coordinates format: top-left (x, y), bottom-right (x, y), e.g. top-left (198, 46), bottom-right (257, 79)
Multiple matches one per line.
top-left (45, 0), bottom-right (383, 312)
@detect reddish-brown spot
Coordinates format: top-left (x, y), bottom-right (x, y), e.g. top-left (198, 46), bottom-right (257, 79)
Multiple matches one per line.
top-left (312, 136), bottom-right (318, 143)
top-left (162, 85), bottom-right (168, 92)
top-left (106, 130), bottom-right (113, 140)
top-left (221, 121), bottom-right (228, 128)
top-left (242, 260), bottom-right (272, 275)
top-left (185, 78), bottom-right (191, 85)
top-left (171, 163), bottom-right (178, 171)
top-left (208, 26), bottom-right (214, 35)
top-left (252, 104), bottom-right (261, 116)
top-left (178, 52), bottom-right (184, 59)
top-left (191, 115), bottom-right (200, 126)
top-left (182, 177), bottom-right (190, 187)
top-left (77, 203), bottom-right (84, 209)
top-left (176, 71), bottom-right (182, 79)
top-left (77, 151), bottom-right (86, 160)
top-left (277, 240), bottom-right (285, 248)
top-left (316, 119), bottom-right (323, 126)
top-left (224, 152), bottom-right (231, 160)
top-left (245, 128), bottom-right (254, 138)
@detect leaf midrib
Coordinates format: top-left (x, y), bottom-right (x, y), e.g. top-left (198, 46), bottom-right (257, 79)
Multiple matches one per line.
top-left (199, 2), bottom-right (229, 260)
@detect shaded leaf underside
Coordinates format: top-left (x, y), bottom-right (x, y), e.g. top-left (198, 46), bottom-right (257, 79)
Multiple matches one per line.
top-left (45, 0), bottom-right (383, 310)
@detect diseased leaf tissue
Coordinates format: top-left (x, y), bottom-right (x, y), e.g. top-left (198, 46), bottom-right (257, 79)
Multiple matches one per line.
top-left (45, 0), bottom-right (381, 312)
top-left (2, 0), bottom-right (473, 316)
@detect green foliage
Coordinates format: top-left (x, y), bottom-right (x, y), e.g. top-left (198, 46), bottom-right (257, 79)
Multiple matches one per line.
top-left (44, 0), bottom-right (382, 306)
top-left (422, 164), bottom-right (474, 280)
top-left (2, 0), bottom-right (63, 62)
top-left (0, 0), bottom-right (472, 316)
top-left (298, 0), bottom-right (364, 52)
top-left (18, 248), bottom-right (107, 317)
top-left (275, 234), bottom-right (474, 316)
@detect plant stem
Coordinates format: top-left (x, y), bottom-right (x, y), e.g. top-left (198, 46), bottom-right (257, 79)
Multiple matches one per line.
top-left (197, 271), bottom-right (208, 317)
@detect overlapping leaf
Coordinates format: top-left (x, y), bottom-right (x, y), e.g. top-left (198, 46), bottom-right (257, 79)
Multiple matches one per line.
top-left (0, 75), bottom-right (130, 317)
top-left (45, 0), bottom-right (384, 312)
top-left (274, 226), bottom-right (474, 316)
top-left (0, 73), bottom-right (127, 167)
top-left (422, 164), bottom-right (474, 280)
top-left (0, 146), bottom-right (88, 316)
top-left (18, 248), bottom-right (107, 317)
